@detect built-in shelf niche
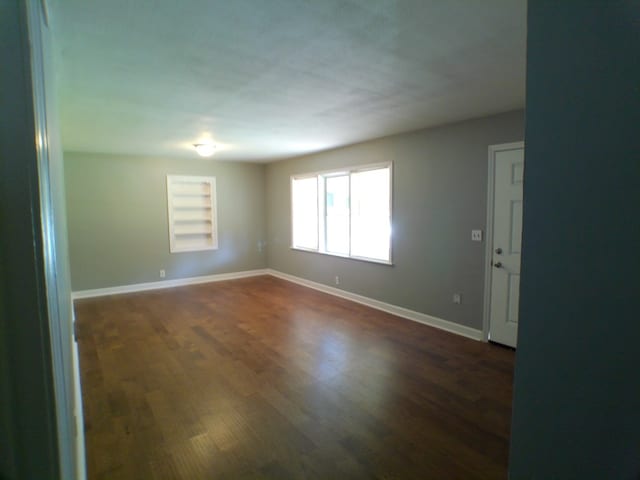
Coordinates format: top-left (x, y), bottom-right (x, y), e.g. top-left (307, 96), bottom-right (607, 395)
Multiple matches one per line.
top-left (166, 175), bottom-right (218, 253)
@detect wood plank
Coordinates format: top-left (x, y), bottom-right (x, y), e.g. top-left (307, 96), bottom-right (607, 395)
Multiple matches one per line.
top-left (76, 275), bottom-right (514, 479)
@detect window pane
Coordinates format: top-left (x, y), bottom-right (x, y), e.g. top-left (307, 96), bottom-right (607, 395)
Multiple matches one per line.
top-left (325, 175), bottom-right (350, 255)
top-left (292, 177), bottom-right (318, 249)
top-left (350, 167), bottom-right (390, 261)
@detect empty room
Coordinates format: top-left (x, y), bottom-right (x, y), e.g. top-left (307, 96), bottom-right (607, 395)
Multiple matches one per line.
top-left (62, 1), bottom-right (525, 477)
top-left (2, 1), bottom-right (638, 480)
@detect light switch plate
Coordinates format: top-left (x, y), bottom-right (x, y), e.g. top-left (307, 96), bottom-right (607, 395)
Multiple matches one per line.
top-left (471, 229), bottom-right (483, 242)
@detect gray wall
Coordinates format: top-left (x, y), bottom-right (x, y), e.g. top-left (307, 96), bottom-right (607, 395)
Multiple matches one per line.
top-left (509, 1), bottom-right (640, 478)
top-left (266, 110), bottom-right (524, 330)
top-left (65, 153), bottom-right (267, 290)
top-left (65, 111), bottom-right (524, 334)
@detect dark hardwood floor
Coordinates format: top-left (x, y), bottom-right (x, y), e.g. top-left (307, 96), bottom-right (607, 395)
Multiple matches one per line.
top-left (75, 275), bottom-right (515, 479)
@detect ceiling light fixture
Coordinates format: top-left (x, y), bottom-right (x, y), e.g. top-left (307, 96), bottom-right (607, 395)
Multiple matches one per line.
top-left (194, 143), bottom-right (216, 157)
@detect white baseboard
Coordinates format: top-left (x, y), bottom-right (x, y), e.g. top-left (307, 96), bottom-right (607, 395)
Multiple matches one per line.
top-left (71, 267), bottom-right (482, 341)
top-left (71, 269), bottom-right (269, 300)
top-left (71, 308), bottom-right (87, 480)
top-left (267, 269), bottom-right (483, 341)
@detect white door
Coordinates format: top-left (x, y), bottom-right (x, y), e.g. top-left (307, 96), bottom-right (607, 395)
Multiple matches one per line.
top-left (487, 143), bottom-right (524, 347)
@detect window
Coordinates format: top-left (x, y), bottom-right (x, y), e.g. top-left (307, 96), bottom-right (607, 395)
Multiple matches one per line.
top-left (166, 175), bottom-right (218, 252)
top-left (291, 163), bottom-right (392, 263)
top-left (291, 176), bottom-right (318, 250)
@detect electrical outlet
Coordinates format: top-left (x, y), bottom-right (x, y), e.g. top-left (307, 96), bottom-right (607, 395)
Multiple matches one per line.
top-left (471, 230), bottom-right (483, 242)
top-left (453, 293), bottom-right (461, 304)
top-left (159, 269), bottom-right (166, 278)
top-left (335, 276), bottom-right (340, 285)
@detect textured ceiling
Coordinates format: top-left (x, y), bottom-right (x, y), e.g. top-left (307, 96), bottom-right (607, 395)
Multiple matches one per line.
top-left (51, 0), bottom-right (527, 162)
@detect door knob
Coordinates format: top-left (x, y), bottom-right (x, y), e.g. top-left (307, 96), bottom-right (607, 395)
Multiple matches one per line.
top-left (494, 261), bottom-right (503, 268)
top-left (495, 248), bottom-right (503, 254)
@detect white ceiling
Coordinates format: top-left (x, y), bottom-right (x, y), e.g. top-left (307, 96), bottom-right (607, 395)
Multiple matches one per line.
top-left (51, 0), bottom-right (526, 162)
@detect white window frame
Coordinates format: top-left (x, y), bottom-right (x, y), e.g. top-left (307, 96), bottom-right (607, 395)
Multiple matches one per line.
top-left (166, 175), bottom-right (218, 253)
top-left (290, 162), bottom-right (393, 265)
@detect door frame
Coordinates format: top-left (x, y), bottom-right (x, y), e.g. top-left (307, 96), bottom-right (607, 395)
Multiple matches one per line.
top-left (28, 2), bottom-right (80, 477)
top-left (482, 141), bottom-right (525, 342)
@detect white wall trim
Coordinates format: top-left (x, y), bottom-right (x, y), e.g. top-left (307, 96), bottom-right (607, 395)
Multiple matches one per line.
top-left (71, 269), bottom-right (269, 300)
top-left (70, 308), bottom-right (86, 480)
top-left (483, 141), bottom-right (525, 341)
top-left (71, 267), bottom-right (482, 341)
top-left (267, 269), bottom-right (483, 341)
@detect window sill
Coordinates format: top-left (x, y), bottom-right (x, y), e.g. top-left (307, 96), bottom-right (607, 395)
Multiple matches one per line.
top-left (290, 247), bottom-right (394, 266)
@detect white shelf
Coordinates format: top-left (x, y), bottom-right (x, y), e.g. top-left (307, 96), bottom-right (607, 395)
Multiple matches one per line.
top-left (172, 197), bottom-right (212, 208)
top-left (173, 225), bottom-right (213, 235)
top-left (167, 175), bottom-right (218, 252)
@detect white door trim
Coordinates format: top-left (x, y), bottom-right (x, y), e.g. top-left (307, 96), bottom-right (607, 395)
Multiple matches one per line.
top-left (482, 141), bottom-right (525, 342)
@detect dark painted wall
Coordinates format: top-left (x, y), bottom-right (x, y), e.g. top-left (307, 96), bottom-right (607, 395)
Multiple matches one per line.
top-left (0, 0), bottom-right (60, 479)
top-left (510, 1), bottom-right (640, 478)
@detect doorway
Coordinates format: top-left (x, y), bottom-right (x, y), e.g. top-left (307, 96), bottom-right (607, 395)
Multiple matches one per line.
top-left (484, 142), bottom-right (525, 348)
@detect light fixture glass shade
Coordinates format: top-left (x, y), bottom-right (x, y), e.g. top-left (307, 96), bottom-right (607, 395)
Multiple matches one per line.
top-left (194, 143), bottom-right (216, 157)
